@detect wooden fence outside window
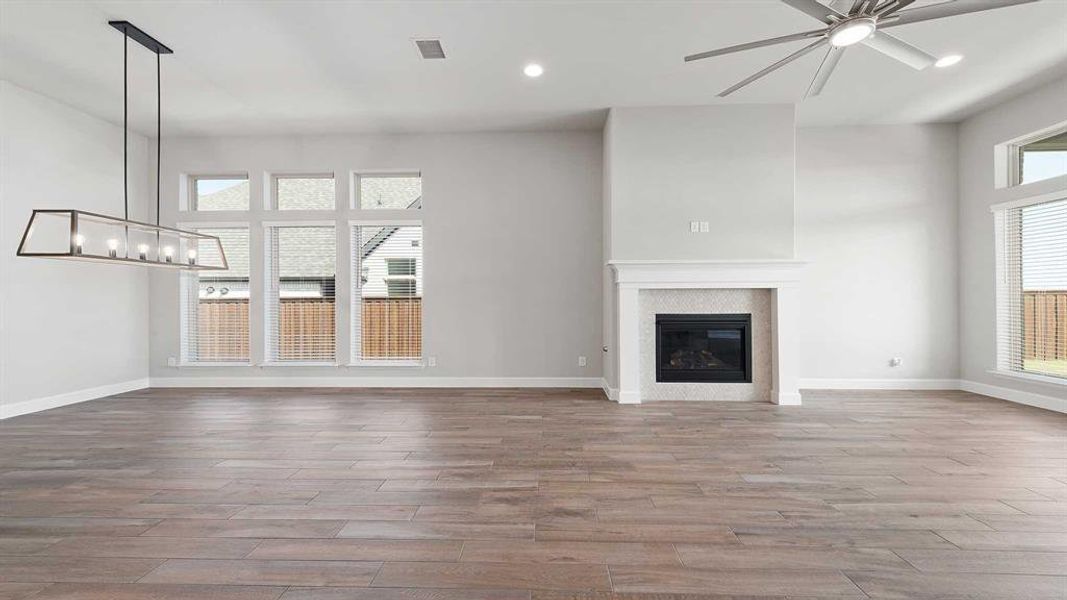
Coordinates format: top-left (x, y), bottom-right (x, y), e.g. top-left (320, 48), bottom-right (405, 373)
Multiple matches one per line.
top-left (194, 297), bottom-right (422, 361)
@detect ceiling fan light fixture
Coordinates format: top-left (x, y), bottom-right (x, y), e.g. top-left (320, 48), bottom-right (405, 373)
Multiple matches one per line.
top-left (829, 17), bottom-right (876, 47)
top-left (523, 63), bottom-right (544, 78)
top-left (934, 54), bottom-right (963, 68)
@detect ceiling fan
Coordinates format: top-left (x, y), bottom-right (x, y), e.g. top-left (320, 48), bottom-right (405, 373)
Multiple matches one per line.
top-left (685, 0), bottom-right (1039, 97)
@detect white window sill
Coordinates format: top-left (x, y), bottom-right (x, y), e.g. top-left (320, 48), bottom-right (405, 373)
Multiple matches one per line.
top-left (178, 361), bottom-right (253, 368)
top-left (261, 361), bottom-right (339, 367)
top-left (987, 369), bottom-right (1067, 387)
top-left (348, 359), bottom-right (423, 368)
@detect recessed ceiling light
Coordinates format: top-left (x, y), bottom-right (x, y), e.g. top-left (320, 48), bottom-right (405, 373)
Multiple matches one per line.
top-left (935, 54), bottom-right (963, 68)
top-left (523, 63), bottom-right (544, 78)
top-left (829, 17), bottom-right (875, 48)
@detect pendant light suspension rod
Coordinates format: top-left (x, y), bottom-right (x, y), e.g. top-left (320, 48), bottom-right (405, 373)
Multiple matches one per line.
top-left (123, 32), bottom-right (128, 221)
top-left (156, 51), bottom-right (161, 228)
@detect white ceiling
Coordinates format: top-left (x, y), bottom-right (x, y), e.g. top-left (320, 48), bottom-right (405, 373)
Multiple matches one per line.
top-left (2, 0), bottom-right (1065, 136)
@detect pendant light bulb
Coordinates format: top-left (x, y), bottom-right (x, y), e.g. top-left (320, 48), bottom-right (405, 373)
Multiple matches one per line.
top-left (137, 243), bottom-right (150, 260)
top-left (162, 245), bottom-right (174, 263)
top-left (107, 238), bottom-right (119, 258)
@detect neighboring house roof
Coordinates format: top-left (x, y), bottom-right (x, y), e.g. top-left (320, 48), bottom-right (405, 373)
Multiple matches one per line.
top-left (197, 180), bottom-right (249, 210)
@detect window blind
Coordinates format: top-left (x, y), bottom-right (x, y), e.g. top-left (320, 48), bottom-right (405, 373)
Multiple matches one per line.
top-left (266, 225), bottom-right (337, 362)
top-left (352, 224), bottom-right (423, 361)
top-left (995, 197), bottom-right (1067, 379)
top-left (180, 227), bottom-right (250, 363)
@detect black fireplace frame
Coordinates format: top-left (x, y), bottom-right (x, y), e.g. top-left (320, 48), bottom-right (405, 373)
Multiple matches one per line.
top-left (655, 313), bottom-right (752, 383)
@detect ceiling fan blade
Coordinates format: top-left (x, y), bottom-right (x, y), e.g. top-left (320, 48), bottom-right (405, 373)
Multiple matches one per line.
top-left (780, 0), bottom-right (844, 23)
top-left (827, 0), bottom-right (857, 14)
top-left (806, 46), bottom-right (844, 97)
top-left (872, 0), bottom-right (914, 16)
top-left (718, 38), bottom-right (827, 97)
top-left (881, 0), bottom-right (1039, 27)
top-left (685, 29), bottom-right (826, 62)
top-left (862, 30), bottom-right (935, 69)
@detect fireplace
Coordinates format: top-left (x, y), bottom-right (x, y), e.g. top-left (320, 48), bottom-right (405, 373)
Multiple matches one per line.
top-left (655, 313), bottom-right (752, 383)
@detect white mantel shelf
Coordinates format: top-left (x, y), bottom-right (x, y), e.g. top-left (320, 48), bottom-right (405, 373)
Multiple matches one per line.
top-left (609, 259), bottom-right (806, 406)
top-left (609, 259), bottom-right (806, 287)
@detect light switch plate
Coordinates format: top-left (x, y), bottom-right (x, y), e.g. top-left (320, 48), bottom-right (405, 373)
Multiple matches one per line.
top-left (689, 221), bottom-right (700, 233)
top-left (700, 221), bottom-right (710, 233)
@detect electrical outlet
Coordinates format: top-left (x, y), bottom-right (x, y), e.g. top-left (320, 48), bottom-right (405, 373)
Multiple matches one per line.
top-left (427, 356), bottom-right (437, 367)
top-left (167, 356), bottom-right (177, 367)
top-left (578, 356), bottom-right (587, 367)
top-left (889, 357), bottom-right (903, 367)
top-left (689, 221), bottom-right (700, 233)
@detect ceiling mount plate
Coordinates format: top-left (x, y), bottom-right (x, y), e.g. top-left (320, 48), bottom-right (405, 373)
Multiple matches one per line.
top-left (108, 20), bottom-right (173, 54)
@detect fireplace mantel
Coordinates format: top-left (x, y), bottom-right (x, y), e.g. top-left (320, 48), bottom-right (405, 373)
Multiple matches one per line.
top-left (608, 260), bottom-right (805, 405)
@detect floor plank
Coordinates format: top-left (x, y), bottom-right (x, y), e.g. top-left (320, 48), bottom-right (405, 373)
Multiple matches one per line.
top-left (0, 387), bottom-right (1062, 598)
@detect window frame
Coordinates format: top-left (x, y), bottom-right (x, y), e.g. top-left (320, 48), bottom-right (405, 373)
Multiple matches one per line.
top-left (991, 190), bottom-right (1067, 386)
top-left (997, 121), bottom-right (1067, 189)
top-left (262, 220), bottom-right (341, 366)
top-left (185, 174), bottom-right (251, 212)
top-left (176, 220), bottom-right (252, 367)
top-left (349, 218), bottom-right (424, 367)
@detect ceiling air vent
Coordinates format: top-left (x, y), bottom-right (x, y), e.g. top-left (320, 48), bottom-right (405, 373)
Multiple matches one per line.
top-left (415, 39), bottom-right (445, 59)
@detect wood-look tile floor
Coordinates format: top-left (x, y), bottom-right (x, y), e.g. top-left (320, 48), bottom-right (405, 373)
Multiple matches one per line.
top-left (0, 387), bottom-right (1065, 599)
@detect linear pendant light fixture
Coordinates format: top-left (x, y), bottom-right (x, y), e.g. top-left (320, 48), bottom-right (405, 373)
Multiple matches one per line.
top-left (16, 21), bottom-right (227, 271)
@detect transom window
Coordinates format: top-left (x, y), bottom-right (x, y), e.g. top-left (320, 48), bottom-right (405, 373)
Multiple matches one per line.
top-left (356, 173), bottom-right (422, 210)
top-left (191, 176), bottom-right (249, 211)
top-left (274, 174), bottom-right (336, 210)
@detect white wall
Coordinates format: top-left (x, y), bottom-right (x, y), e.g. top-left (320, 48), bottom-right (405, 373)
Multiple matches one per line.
top-left (796, 125), bottom-right (960, 384)
top-left (605, 105), bottom-right (796, 261)
top-left (148, 131), bottom-right (603, 383)
top-left (0, 81), bottom-right (150, 417)
top-left (958, 76), bottom-right (1067, 405)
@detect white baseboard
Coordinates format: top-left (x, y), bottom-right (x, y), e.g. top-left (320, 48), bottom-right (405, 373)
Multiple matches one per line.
top-left (0, 378), bottom-right (149, 420)
top-left (149, 376), bottom-right (603, 389)
top-left (600, 378), bottom-right (619, 402)
top-left (799, 378), bottom-right (962, 390)
top-left (772, 391), bottom-right (803, 405)
top-left (960, 379), bottom-right (1067, 414)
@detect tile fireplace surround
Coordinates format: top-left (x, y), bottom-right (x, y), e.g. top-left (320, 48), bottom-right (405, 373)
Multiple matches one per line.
top-left (609, 260), bottom-right (805, 405)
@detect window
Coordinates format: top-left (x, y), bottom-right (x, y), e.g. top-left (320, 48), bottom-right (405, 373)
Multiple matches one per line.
top-left (352, 224), bottom-right (422, 361)
top-left (356, 174), bottom-right (422, 210)
top-left (180, 227), bottom-right (250, 363)
top-left (1018, 130), bottom-right (1067, 186)
top-left (274, 175), bottom-right (336, 210)
top-left (191, 176), bottom-right (249, 211)
top-left (995, 196), bottom-right (1067, 379)
top-left (265, 225), bottom-right (336, 362)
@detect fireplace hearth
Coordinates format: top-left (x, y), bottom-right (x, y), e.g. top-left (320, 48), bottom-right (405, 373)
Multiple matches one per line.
top-left (655, 313), bottom-right (751, 383)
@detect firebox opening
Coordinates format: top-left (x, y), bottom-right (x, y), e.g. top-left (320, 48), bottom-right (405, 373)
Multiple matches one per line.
top-left (655, 313), bottom-right (752, 383)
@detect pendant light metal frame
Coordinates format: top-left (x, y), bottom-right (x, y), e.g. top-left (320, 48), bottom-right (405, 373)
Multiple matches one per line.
top-left (15, 20), bottom-right (228, 272)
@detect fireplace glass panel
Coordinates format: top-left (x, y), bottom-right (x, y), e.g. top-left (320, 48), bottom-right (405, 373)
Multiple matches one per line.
top-left (655, 314), bottom-right (751, 383)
